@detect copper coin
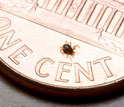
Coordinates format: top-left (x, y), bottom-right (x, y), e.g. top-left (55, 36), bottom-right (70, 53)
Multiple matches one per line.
top-left (0, 0), bottom-right (124, 97)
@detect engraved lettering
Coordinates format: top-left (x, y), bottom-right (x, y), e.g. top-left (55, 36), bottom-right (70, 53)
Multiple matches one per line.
top-left (35, 58), bottom-right (54, 78)
top-left (1, 0), bottom-right (124, 58)
top-left (74, 62), bottom-right (94, 83)
top-left (55, 62), bottom-right (72, 83)
top-left (8, 45), bottom-right (33, 65)
top-left (94, 56), bottom-right (113, 78)
top-left (0, 17), bottom-right (11, 31)
top-left (34, 56), bottom-right (114, 83)
top-left (0, 30), bottom-right (21, 51)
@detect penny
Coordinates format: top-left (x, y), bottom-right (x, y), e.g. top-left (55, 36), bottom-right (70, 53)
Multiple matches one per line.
top-left (0, 0), bottom-right (124, 97)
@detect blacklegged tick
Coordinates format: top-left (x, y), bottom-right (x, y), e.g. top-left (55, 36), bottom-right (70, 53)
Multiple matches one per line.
top-left (60, 41), bottom-right (79, 60)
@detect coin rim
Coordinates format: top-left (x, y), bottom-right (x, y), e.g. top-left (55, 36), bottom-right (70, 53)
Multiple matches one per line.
top-left (1, 58), bottom-right (124, 97)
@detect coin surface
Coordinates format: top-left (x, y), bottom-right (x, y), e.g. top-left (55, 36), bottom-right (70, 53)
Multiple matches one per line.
top-left (0, 0), bottom-right (124, 97)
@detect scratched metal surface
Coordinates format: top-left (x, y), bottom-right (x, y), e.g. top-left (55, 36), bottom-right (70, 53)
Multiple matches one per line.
top-left (0, 72), bottom-right (124, 107)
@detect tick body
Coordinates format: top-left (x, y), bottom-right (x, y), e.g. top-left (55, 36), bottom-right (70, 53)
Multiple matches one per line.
top-left (60, 41), bottom-right (79, 59)
top-left (63, 44), bottom-right (74, 55)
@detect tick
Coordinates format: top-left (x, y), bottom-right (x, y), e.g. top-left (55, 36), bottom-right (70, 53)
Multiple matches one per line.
top-left (60, 41), bottom-right (79, 59)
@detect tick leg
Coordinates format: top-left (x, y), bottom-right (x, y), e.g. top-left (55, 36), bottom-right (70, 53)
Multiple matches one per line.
top-left (70, 56), bottom-right (72, 61)
top-left (65, 41), bottom-right (69, 44)
top-left (60, 47), bottom-right (64, 55)
top-left (71, 53), bottom-right (75, 59)
top-left (66, 55), bottom-right (69, 58)
top-left (73, 45), bottom-right (80, 50)
top-left (70, 42), bottom-right (72, 46)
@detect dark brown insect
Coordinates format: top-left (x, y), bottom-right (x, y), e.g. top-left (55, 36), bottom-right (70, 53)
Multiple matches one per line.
top-left (60, 41), bottom-right (79, 59)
